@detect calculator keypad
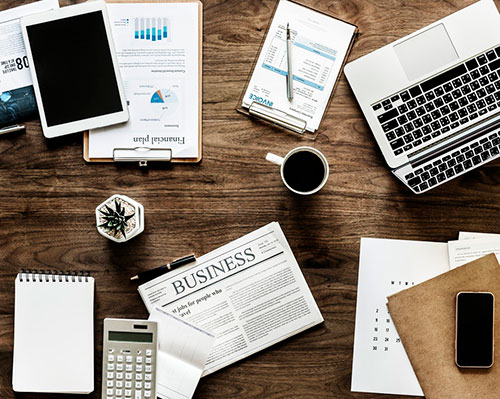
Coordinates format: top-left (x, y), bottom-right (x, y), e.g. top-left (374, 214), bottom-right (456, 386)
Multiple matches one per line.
top-left (105, 348), bottom-right (154, 399)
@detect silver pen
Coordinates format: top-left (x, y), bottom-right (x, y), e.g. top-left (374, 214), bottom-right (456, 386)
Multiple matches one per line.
top-left (0, 124), bottom-right (25, 136)
top-left (286, 23), bottom-right (293, 101)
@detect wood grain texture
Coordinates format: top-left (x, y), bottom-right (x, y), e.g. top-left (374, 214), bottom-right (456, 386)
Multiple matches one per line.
top-left (1, 0), bottom-right (499, 398)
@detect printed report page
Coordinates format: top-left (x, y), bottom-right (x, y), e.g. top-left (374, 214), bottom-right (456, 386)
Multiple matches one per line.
top-left (139, 222), bottom-right (323, 376)
top-left (89, 3), bottom-right (199, 159)
top-left (448, 237), bottom-right (500, 269)
top-left (242, 0), bottom-right (355, 132)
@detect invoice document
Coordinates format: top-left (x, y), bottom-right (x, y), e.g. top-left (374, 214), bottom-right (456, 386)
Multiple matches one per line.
top-left (89, 2), bottom-right (200, 159)
top-left (242, 0), bottom-right (356, 132)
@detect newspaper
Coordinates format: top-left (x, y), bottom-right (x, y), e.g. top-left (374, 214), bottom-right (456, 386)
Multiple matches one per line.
top-left (138, 222), bottom-right (323, 376)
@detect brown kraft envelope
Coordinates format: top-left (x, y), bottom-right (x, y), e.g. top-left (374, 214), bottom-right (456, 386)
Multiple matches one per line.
top-left (387, 254), bottom-right (500, 399)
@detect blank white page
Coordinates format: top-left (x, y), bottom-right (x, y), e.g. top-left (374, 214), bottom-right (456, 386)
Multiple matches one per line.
top-left (12, 273), bottom-right (94, 393)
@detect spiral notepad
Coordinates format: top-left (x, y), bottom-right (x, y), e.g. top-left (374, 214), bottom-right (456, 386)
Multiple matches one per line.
top-left (12, 270), bottom-right (94, 393)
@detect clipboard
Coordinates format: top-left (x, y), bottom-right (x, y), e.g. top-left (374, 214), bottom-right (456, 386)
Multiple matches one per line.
top-left (236, 0), bottom-right (358, 140)
top-left (83, 0), bottom-right (202, 165)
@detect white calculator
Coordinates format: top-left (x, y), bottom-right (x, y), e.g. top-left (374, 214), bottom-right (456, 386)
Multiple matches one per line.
top-left (102, 318), bottom-right (157, 399)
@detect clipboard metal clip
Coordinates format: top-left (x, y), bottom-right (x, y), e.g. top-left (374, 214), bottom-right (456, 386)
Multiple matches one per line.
top-left (248, 102), bottom-right (307, 134)
top-left (113, 147), bottom-right (172, 167)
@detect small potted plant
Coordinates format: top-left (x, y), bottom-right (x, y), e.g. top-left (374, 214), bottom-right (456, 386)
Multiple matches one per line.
top-left (96, 194), bottom-right (144, 243)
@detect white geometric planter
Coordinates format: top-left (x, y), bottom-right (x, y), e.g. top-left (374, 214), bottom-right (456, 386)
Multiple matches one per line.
top-left (95, 194), bottom-right (144, 243)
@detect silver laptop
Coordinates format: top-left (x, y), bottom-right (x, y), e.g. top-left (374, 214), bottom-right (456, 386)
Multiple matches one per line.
top-left (344, 0), bottom-right (500, 193)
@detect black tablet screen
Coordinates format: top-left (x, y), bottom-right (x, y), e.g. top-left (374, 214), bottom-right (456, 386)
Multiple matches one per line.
top-left (26, 11), bottom-right (123, 127)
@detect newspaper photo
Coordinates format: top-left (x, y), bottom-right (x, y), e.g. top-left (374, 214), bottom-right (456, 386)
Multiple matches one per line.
top-left (138, 221), bottom-right (323, 376)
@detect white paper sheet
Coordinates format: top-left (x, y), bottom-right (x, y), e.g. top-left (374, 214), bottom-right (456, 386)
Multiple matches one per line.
top-left (13, 273), bottom-right (94, 393)
top-left (448, 238), bottom-right (500, 269)
top-left (89, 3), bottom-right (199, 159)
top-left (149, 308), bottom-right (215, 399)
top-left (351, 238), bottom-right (450, 397)
top-left (0, 0), bottom-right (59, 92)
top-left (458, 231), bottom-right (500, 240)
top-left (242, 0), bottom-right (355, 132)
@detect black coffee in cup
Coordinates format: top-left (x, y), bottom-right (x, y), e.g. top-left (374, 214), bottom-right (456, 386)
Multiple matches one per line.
top-left (283, 150), bottom-right (326, 193)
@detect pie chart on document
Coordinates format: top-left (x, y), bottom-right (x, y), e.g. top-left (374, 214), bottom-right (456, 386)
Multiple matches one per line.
top-left (150, 88), bottom-right (179, 119)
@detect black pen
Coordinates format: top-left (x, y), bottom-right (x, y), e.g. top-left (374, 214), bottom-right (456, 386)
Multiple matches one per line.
top-left (130, 254), bottom-right (196, 282)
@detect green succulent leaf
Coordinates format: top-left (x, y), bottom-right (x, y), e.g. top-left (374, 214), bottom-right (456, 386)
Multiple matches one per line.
top-left (124, 213), bottom-right (135, 221)
top-left (105, 204), bottom-right (115, 214)
top-left (99, 208), bottom-right (111, 217)
top-left (115, 199), bottom-right (121, 214)
top-left (98, 198), bottom-right (136, 239)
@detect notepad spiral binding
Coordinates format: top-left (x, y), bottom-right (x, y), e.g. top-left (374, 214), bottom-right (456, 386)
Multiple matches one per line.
top-left (19, 269), bottom-right (91, 282)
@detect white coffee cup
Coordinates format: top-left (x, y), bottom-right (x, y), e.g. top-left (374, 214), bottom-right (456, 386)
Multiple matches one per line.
top-left (265, 146), bottom-right (329, 195)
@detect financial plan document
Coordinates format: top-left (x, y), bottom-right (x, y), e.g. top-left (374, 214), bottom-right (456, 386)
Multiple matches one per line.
top-left (242, 0), bottom-right (356, 132)
top-left (89, 3), bottom-right (200, 159)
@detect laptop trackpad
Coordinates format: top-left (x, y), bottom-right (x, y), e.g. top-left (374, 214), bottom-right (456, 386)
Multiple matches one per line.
top-left (394, 24), bottom-right (458, 81)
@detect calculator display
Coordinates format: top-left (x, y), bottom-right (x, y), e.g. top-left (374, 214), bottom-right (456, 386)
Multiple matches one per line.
top-left (109, 331), bottom-right (153, 343)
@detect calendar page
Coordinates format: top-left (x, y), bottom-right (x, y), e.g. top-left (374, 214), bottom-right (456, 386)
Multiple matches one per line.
top-left (351, 237), bottom-right (450, 396)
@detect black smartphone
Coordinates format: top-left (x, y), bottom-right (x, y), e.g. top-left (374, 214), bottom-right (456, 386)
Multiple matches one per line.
top-left (455, 291), bottom-right (495, 368)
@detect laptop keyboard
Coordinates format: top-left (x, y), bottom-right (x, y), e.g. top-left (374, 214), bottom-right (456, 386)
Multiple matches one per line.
top-left (403, 131), bottom-right (500, 193)
top-left (372, 46), bottom-right (500, 157)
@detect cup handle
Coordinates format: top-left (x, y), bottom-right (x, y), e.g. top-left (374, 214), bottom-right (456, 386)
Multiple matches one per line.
top-left (266, 153), bottom-right (285, 166)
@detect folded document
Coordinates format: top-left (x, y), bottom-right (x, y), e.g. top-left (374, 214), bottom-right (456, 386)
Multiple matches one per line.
top-left (149, 308), bottom-right (215, 399)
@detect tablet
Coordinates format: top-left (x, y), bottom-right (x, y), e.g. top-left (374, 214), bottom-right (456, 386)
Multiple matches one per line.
top-left (21, 1), bottom-right (128, 138)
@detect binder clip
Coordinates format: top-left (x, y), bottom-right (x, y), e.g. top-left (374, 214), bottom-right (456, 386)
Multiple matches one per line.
top-left (248, 102), bottom-right (307, 134)
top-left (113, 147), bottom-right (173, 167)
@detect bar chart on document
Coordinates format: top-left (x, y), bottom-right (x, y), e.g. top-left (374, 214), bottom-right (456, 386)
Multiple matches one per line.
top-left (134, 17), bottom-right (171, 42)
top-left (89, 2), bottom-right (199, 160)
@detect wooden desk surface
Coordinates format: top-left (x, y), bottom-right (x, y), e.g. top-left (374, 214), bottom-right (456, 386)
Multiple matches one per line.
top-left (1, 0), bottom-right (499, 397)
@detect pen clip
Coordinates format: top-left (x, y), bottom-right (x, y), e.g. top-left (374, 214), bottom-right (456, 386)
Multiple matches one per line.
top-left (170, 254), bottom-right (196, 267)
top-left (0, 125), bottom-right (25, 135)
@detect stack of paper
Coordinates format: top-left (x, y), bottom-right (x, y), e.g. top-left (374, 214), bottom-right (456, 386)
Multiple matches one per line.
top-left (351, 232), bottom-right (500, 396)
